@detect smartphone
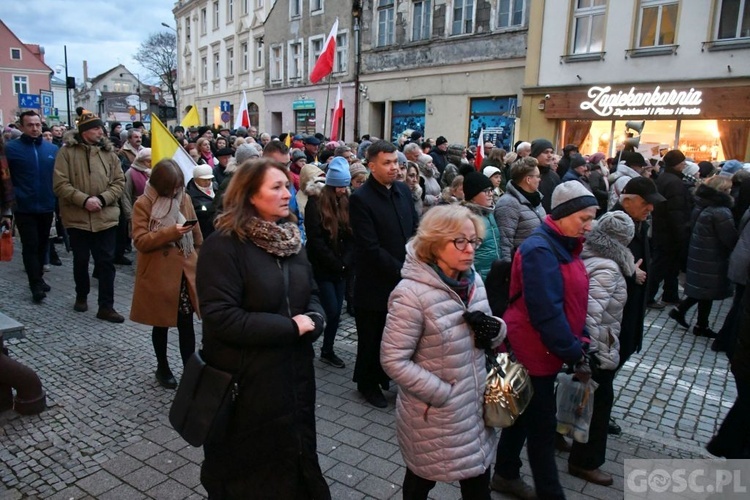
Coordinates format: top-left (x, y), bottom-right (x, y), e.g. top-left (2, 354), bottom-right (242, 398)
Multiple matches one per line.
top-left (182, 219), bottom-right (198, 228)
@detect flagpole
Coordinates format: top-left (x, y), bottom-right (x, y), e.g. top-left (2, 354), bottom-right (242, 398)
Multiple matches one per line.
top-left (323, 75), bottom-right (333, 139)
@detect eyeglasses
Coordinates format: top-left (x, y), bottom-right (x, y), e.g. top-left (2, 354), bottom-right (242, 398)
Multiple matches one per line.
top-left (453, 237), bottom-right (483, 251)
top-left (483, 188), bottom-right (494, 195)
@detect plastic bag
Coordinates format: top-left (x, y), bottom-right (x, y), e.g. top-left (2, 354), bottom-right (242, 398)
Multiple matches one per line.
top-left (555, 373), bottom-right (598, 443)
top-left (0, 229), bottom-right (12, 262)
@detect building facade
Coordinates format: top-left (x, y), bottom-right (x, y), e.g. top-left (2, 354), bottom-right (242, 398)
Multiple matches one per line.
top-left (0, 20), bottom-right (53, 127)
top-left (173, 0), bottom-right (273, 129)
top-left (522, 0), bottom-right (750, 162)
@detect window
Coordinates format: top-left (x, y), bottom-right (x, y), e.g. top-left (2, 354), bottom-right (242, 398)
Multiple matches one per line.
top-left (311, 0), bottom-right (323, 12)
top-left (201, 8), bottom-right (207, 34)
top-left (241, 42), bottom-right (249, 71)
top-left (335, 33), bottom-right (348, 73)
top-left (213, 53), bottom-right (220, 79)
top-left (288, 41), bottom-right (303, 81)
top-left (412, 0), bottom-right (432, 41)
top-left (309, 36), bottom-right (324, 74)
top-left (10, 48), bottom-right (21, 60)
top-left (572, 0), bottom-right (607, 54)
top-left (290, 0), bottom-right (301, 18)
top-left (377, 0), bottom-right (395, 46)
top-left (242, 0), bottom-right (249, 15)
top-left (452, 0), bottom-right (475, 35)
top-left (213, 1), bottom-right (220, 29)
top-left (638, 0), bottom-right (677, 47)
top-left (13, 76), bottom-right (28, 95)
top-left (391, 100), bottom-right (426, 142)
top-left (716, 0), bottom-right (750, 39)
top-left (227, 48), bottom-right (234, 75)
top-left (270, 45), bottom-right (283, 82)
top-left (255, 38), bottom-right (264, 68)
top-left (185, 17), bottom-right (191, 41)
top-left (201, 56), bottom-right (208, 82)
top-left (228, 0), bottom-right (234, 22)
top-left (468, 97), bottom-right (517, 151)
top-left (295, 109), bottom-right (316, 135)
top-left (498, 0), bottom-right (525, 29)
top-left (256, 0), bottom-right (264, 8)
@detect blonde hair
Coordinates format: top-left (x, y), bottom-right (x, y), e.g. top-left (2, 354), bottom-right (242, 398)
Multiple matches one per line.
top-left (412, 205), bottom-right (485, 263)
top-left (706, 175), bottom-right (732, 193)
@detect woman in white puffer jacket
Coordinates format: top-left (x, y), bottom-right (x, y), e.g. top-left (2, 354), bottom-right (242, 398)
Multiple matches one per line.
top-left (568, 210), bottom-right (635, 486)
top-left (381, 204), bottom-right (506, 499)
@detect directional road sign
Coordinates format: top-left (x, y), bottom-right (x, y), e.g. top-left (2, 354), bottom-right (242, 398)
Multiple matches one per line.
top-left (220, 101), bottom-right (230, 112)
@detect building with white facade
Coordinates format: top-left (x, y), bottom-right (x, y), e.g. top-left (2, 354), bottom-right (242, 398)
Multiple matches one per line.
top-left (74, 64), bottom-right (153, 129)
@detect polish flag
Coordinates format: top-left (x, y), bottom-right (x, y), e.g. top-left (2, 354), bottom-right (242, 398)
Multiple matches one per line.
top-left (309, 19), bottom-right (339, 84)
top-left (474, 129), bottom-right (485, 170)
top-left (331, 83), bottom-right (344, 141)
top-left (233, 90), bottom-right (250, 129)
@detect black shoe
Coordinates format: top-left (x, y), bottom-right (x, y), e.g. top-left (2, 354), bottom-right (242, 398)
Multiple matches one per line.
top-left (361, 388), bottom-right (387, 408)
top-left (380, 380), bottom-right (390, 392)
top-left (555, 433), bottom-right (572, 452)
top-left (74, 296), bottom-right (88, 312)
top-left (113, 255), bottom-right (132, 265)
top-left (31, 288), bottom-right (46, 303)
top-left (39, 280), bottom-right (51, 292)
top-left (96, 307), bottom-right (125, 323)
top-left (490, 474), bottom-right (537, 499)
top-left (646, 301), bottom-right (666, 310)
top-left (693, 326), bottom-right (718, 339)
top-left (607, 418), bottom-right (622, 435)
top-left (49, 254), bottom-right (62, 266)
top-left (669, 308), bottom-right (689, 328)
top-left (711, 338), bottom-right (726, 352)
top-left (155, 366), bottom-right (177, 389)
top-left (320, 351), bottom-right (345, 368)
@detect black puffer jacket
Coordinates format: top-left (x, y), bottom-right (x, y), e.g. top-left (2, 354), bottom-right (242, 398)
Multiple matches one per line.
top-left (185, 179), bottom-right (217, 239)
top-left (652, 167), bottom-right (693, 250)
top-left (684, 183), bottom-right (738, 301)
top-left (304, 195), bottom-right (354, 282)
top-left (196, 230), bottom-right (330, 498)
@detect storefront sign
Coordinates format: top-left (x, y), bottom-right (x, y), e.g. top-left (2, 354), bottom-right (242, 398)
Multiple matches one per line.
top-left (293, 99), bottom-right (316, 110)
top-left (580, 86), bottom-right (702, 118)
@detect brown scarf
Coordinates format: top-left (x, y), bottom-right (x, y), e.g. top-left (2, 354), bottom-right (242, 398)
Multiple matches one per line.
top-left (143, 182), bottom-right (194, 257)
top-left (247, 217), bottom-right (301, 257)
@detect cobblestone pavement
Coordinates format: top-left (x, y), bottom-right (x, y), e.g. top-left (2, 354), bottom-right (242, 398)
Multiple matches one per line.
top-left (0, 247), bottom-right (734, 499)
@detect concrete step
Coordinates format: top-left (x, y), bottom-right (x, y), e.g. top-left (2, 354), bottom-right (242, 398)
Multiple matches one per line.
top-left (0, 311), bottom-right (25, 340)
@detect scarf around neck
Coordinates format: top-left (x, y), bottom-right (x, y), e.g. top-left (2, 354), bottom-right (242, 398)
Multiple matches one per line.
top-left (143, 182), bottom-right (194, 257)
top-left (430, 263), bottom-right (475, 306)
top-left (247, 217), bottom-right (302, 257)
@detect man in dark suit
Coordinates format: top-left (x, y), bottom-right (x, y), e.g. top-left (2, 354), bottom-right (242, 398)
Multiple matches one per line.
top-left (349, 140), bottom-right (419, 408)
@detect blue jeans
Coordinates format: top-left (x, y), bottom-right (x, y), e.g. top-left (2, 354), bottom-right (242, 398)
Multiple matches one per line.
top-left (317, 279), bottom-right (345, 355)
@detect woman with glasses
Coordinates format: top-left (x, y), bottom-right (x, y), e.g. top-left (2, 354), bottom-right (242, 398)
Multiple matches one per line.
top-left (462, 171), bottom-right (503, 280)
top-left (494, 156), bottom-right (546, 263)
top-left (381, 204), bottom-right (506, 500)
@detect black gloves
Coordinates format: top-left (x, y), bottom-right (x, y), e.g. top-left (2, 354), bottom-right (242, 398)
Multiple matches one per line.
top-left (463, 310), bottom-right (503, 350)
top-left (306, 312), bottom-right (326, 343)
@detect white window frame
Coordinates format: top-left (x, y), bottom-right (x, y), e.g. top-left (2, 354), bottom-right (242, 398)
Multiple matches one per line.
top-left (290, 0), bottom-right (302, 18)
top-left (311, 0), bottom-right (324, 14)
top-left (13, 75), bottom-right (28, 95)
top-left (412, 0), bottom-right (432, 41)
top-left (10, 48), bottom-right (22, 60)
top-left (308, 36), bottom-right (325, 75)
top-left (451, 0), bottom-right (476, 36)
top-left (270, 44), bottom-right (284, 82)
top-left (201, 8), bottom-right (207, 34)
top-left (201, 56), bottom-right (208, 82)
top-left (242, 0), bottom-right (249, 15)
top-left (376, 0), bottom-right (395, 47)
top-left (227, 47), bottom-right (234, 76)
top-left (571, 0), bottom-right (607, 54)
top-left (213, 52), bottom-right (220, 79)
top-left (637, 0), bottom-right (678, 47)
top-left (497, 0), bottom-right (526, 29)
top-left (213, 1), bottom-right (220, 29)
top-left (228, 0), bottom-right (234, 22)
top-left (255, 38), bottom-right (264, 69)
top-left (241, 41), bottom-right (249, 72)
top-left (715, 0), bottom-right (750, 39)
top-left (288, 41), bottom-right (303, 81)
top-left (335, 32), bottom-right (348, 74)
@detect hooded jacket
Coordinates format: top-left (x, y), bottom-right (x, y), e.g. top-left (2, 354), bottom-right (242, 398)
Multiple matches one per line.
top-left (494, 181), bottom-right (545, 262)
top-left (381, 242), bottom-right (503, 482)
top-left (463, 202), bottom-right (502, 280)
top-left (5, 134), bottom-right (58, 214)
top-left (53, 131), bottom-right (125, 232)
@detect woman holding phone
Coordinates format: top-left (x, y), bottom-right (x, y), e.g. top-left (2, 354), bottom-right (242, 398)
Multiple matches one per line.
top-left (130, 159), bottom-right (203, 389)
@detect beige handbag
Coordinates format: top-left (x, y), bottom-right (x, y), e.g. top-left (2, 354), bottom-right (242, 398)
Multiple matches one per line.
top-left (483, 347), bottom-right (534, 428)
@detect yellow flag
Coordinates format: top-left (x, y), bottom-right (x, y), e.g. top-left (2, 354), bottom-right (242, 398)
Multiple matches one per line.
top-left (180, 106), bottom-right (200, 128)
top-left (284, 132), bottom-right (292, 148)
top-left (152, 115), bottom-right (196, 185)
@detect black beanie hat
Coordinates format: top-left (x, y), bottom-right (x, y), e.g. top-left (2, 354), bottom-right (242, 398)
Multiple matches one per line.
top-left (530, 138), bottom-right (554, 158)
top-left (463, 171), bottom-right (493, 202)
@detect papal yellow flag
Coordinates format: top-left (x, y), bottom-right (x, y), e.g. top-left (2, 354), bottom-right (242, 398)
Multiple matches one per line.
top-left (152, 115), bottom-right (196, 185)
top-left (180, 106), bottom-right (200, 128)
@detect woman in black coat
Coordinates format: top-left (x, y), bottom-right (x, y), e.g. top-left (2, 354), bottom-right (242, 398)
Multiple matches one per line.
top-left (185, 164), bottom-right (218, 239)
top-left (196, 159), bottom-right (330, 499)
top-left (669, 176), bottom-right (738, 338)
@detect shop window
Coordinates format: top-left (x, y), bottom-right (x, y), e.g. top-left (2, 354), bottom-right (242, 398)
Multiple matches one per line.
top-left (452, 0), bottom-right (475, 36)
top-left (295, 109), bottom-right (316, 136)
top-left (716, 0), bottom-right (750, 39)
top-left (391, 100), bottom-right (425, 143)
top-left (412, 0), bottom-right (432, 41)
top-left (468, 97), bottom-right (517, 152)
top-left (678, 120), bottom-right (725, 162)
top-left (571, 0), bottom-right (607, 54)
top-left (377, 0), bottom-right (395, 47)
top-left (638, 0), bottom-right (678, 47)
top-left (498, 0), bottom-right (526, 29)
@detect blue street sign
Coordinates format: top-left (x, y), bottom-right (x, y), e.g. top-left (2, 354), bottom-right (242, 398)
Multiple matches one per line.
top-left (42, 106), bottom-right (52, 116)
top-left (220, 101), bottom-right (230, 112)
top-left (41, 93), bottom-right (53, 108)
top-left (220, 111), bottom-right (230, 123)
top-left (130, 115), bottom-right (137, 122)
top-left (142, 114), bottom-right (151, 123)
top-left (18, 93), bottom-right (41, 109)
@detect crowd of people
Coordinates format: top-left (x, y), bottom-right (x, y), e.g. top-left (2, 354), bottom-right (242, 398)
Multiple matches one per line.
top-left (3, 109), bottom-right (750, 499)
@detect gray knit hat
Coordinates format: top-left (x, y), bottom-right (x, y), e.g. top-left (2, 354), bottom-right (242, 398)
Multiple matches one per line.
top-left (550, 181), bottom-right (598, 220)
top-left (235, 143), bottom-right (260, 164)
top-left (592, 210), bottom-right (634, 247)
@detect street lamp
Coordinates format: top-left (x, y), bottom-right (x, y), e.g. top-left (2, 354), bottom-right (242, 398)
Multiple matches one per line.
top-left (161, 22), bottom-right (176, 32)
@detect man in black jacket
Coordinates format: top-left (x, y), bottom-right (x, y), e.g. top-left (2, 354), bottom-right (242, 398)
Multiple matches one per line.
top-left (648, 149), bottom-right (691, 308)
top-left (350, 140), bottom-right (419, 408)
top-left (531, 138), bottom-right (561, 214)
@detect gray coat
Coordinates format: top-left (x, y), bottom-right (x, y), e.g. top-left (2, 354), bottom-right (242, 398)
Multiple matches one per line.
top-left (493, 181), bottom-right (545, 262)
top-left (684, 184), bottom-right (738, 300)
top-left (729, 209), bottom-right (750, 285)
top-left (381, 243), bottom-right (504, 482)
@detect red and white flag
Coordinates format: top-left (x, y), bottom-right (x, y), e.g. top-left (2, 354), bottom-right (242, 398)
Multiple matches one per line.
top-left (474, 129), bottom-right (485, 170)
top-left (233, 90), bottom-right (250, 129)
top-left (330, 83), bottom-right (344, 141)
top-left (309, 19), bottom-right (339, 84)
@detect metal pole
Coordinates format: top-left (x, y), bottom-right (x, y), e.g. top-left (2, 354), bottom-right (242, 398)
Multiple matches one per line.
top-left (323, 75), bottom-right (332, 138)
top-left (353, 16), bottom-right (361, 140)
top-left (137, 73), bottom-right (142, 121)
top-left (64, 45), bottom-right (72, 127)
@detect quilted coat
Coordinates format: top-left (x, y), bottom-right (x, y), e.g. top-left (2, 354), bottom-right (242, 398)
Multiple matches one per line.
top-left (464, 202), bottom-right (502, 280)
top-left (381, 242), bottom-right (504, 482)
top-left (493, 181), bottom-right (545, 262)
top-left (684, 183), bottom-right (738, 301)
top-left (729, 210), bottom-right (750, 285)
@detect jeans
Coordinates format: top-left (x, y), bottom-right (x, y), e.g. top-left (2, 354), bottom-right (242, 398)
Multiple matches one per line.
top-left (14, 212), bottom-right (53, 289)
top-left (402, 468), bottom-right (490, 500)
top-left (569, 369), bottom-right (615, 470)
top-left (67, 227), bottom-right (117, 308)
top-left (317, 279), bottom-right (345, 355)
top-left (494, 375), bottom-right (564, 500)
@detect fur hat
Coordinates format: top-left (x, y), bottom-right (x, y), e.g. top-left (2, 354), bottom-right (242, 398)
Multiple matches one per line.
top-left (663, 149), bottom-right (686, 168)
top-left (530, 138), bottom-right (554, 159)
top-left (463, 171), bottom-right (493, 202)
top-left (719, 159), bottom-right (744, 178)
top-left (77, 109), bottom-right (104, 133)
top-left (550, 181), bottom-right (598, 220)
top-left (326, 157), bottom-right (351, 187)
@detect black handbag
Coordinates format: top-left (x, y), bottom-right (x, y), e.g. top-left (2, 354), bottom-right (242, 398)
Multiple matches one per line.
top-left (169, 350), bottom-right (237, 447)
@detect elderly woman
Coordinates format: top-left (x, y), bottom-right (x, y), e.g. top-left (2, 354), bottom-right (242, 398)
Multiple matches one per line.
top-left (494, 157), bottom-right (545, 263)
top-left (130, 159), bottom-right (202, 388)
top-left (185, 164), bottom-right (218, 239)
top-left (381, 204), bottom-right (506, 500)
top-left (196, 158), bottom-right (330, 498)
top-left (569, 211), bottom-right (636, 486)
top-left (491, 181), bottom-right (597, 500)
top-left (462, 172), bottom-right (502, 280)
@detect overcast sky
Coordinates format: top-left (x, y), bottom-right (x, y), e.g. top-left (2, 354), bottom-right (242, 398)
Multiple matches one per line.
top-left (2, 1), bottom-right (177, 84)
